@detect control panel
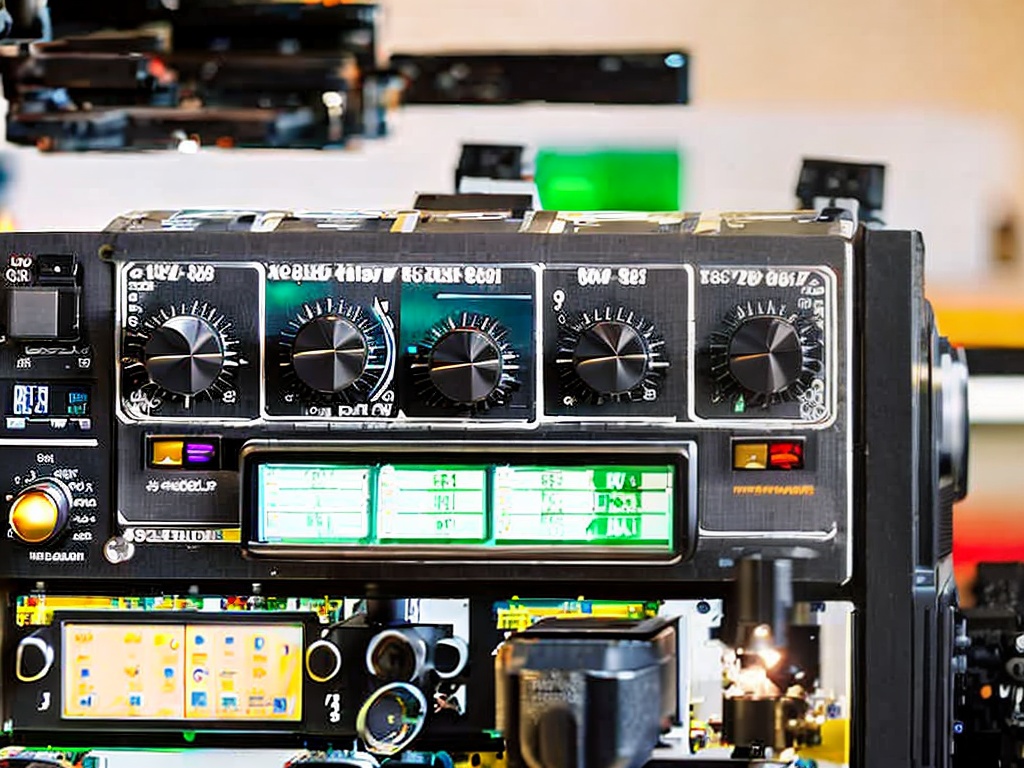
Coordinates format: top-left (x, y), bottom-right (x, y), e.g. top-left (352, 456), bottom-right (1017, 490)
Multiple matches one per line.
top-left (7, 607), bottom-right (473, 751)
top-left (0, 210), bottom-right (853, 589)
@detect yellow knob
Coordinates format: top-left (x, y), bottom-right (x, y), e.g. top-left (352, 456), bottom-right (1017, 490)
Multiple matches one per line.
top-left (9, 483), bottom-right (67, 544)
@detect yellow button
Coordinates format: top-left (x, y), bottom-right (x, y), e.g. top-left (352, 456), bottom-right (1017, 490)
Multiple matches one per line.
top-left (10, 490), bottom-right (60, 543)
top-left (151, 440), bottom-right (184, 467)
top-left (733, 442), bottom-right (768, 470)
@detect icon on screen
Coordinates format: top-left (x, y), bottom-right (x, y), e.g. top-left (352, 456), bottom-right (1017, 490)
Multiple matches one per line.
top-left (273, 698), bottom-right (288, 714)
top-left (221, 695), bottom-right (238, 711)
top-left (254, 636), bottom-right (265, 651)
top-left (191, 691), bottom-right (208, 708)
top-left (80, 668), bottom-right (90, 678)
top-left (129, 694), bottom-right (143, 708)
top-left (225, 636), bottom-right (234, 646)
top-left (195, 635), bottom-right (205, 646)
top-left (163, 667), bottom-right (175, 679)
top-left (192, 668), bottom-right (207, 683)
top-left (78, 695), bottom-right (94, 708)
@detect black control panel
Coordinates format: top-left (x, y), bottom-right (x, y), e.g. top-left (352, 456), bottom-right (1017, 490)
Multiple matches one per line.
top-left (7, 608), bottom-right (472, 750)
top-left (0, 211), bottom-right (854, 590)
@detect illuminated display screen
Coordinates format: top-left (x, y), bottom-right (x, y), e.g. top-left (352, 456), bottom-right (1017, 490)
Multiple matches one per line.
top-left (11, 384), bottom-right (90, 418)
top-left (252, 458), bottom-right (679, 553)
top-left (259, 465), bottom-right (371, 543)
top-left (62, 622), bottom-right (303, 722)
top-left (377, 465), bottom-right (487, 542)
top-left (493, 465), bottom-right (672, 546)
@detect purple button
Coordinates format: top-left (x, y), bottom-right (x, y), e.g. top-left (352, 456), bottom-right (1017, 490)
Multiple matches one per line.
top-left (183, 439), bottom-right (220, 469)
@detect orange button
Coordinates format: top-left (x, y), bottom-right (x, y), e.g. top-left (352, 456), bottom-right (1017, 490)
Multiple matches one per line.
top-left (150, 440), bottom-right (184, 467)
top-left (733, 443), bottom-right (768, 470)
top-left (10, 490), bottom-right (60, 543)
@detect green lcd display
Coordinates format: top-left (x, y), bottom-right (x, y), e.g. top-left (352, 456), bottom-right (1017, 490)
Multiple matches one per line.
top-left (258, 464), bottom-right (371, 543)
top-left (493, 466), bottom-right (673, 547)
top-left (377, 465), bottom-right (488, 542)
top-left (253, 459), bottom-right (677, 553)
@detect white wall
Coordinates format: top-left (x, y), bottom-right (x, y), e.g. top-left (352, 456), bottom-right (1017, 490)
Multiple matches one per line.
top-left (8, 104), bottom-right (1013, 289)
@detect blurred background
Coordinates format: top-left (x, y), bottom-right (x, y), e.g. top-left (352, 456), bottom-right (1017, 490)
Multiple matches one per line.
top-left (0, 0), bottom-right (1021, 600)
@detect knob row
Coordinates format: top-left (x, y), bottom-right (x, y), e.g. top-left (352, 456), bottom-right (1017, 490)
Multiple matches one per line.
top-left (139, 306), bottom-right (817, 407)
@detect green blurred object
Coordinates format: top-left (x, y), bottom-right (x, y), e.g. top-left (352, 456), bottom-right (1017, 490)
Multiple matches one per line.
top-left (534, 147), bottom-right (682, 211)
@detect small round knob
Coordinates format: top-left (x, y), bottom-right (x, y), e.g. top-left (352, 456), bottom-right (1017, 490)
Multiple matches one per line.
top-left (144, 315), bottom-right (225, 396)
top-left (428, 328), bottom-right (503, 405)
top-left (9, 480), bottom-right (70, 544)
top-left (727, 316), bottom-right (804, 396)
top-left (305, 639), bottom-right (343, 683)
top-left (291, 316), bottom-right (368, 394)
top-left (572, 320), bottom-right (650, 396)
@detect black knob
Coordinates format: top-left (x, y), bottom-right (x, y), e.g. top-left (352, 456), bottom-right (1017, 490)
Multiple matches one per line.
top-left (572, 320), bottom-right (650, 396)
top-left (143, 315), bottom-right (225, 396)
top-left (428, 328), bottom-right (503, 404)
top-left (727, 316), bottom-right (803, 396)
top-left (291, 316), bottom-right (368, 394)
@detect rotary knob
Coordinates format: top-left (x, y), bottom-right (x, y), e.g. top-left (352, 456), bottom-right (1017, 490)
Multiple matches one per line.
top-left (281, 300), bottom-right (388, 406)
top-left (728, 316), bottom-right (804, 396)
top-left (9, 480), bottom-right (71, 545)
top-left (413, 313), bottom-right (519, 410)
top-left (557, 309), bottom-right (666, 403)
top-left (143, 314), bottom-right (225, 396)
top-left (292, 316), bottom-right (368, 393)
top-left (709, 301), bottom-right (821, 408)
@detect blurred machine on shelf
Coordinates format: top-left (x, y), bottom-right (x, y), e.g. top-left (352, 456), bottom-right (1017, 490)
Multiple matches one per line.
top-left (0, 202), bottom-right (968, 767)
top-left (0, 0), bottom-right (398, 150)
top-left (0, 1), bottom-right (691, 153)
top-left (955, 563), bottom-right (1024, 768)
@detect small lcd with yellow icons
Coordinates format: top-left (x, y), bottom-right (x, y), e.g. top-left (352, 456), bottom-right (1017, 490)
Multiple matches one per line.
top-left (60, 621), bottom-right (303, 722)
top-left (62, 623), bottom-right (186, 719)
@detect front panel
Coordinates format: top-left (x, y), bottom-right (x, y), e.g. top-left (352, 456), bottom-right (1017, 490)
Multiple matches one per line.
top-left (0, 212), bottom-right (851, 590)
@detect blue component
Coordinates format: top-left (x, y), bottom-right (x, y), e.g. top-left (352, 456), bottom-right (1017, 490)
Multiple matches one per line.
top-left (164, 667), bottom-right (175, 679)
top-left (954, 720), bottom-right (965, 734)
top-left (273, 697), bottom-right (288, 714)
top-left (191, 691), bottom-right (208, 708)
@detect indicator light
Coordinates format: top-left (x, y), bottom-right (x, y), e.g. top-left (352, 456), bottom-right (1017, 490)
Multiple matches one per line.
top-left (768, 441), bottom-right (804, 470)
top-left (150, 440), bottom-right (184, 468)
top-left (147, 436), bottom-right (221, 470)
top-left (733, 443), bottom-right (768, 471)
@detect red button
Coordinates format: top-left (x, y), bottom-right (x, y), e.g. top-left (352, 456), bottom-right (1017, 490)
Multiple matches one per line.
top-left (768, 441), bottom-right (804, 470)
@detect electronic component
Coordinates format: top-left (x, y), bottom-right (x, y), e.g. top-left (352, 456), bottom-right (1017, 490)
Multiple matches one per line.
top-left (0, 208), bottom-right (968, 768)
top-left (496, 616), bottom-right (678, 768)
top-left (243, 448), bottom-right (686, 560)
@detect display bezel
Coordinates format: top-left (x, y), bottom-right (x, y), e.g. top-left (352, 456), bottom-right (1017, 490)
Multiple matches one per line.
top-left (50, 611), bottom-right (318, 732)
top-left (240, 440), bottom-right (695, 563)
